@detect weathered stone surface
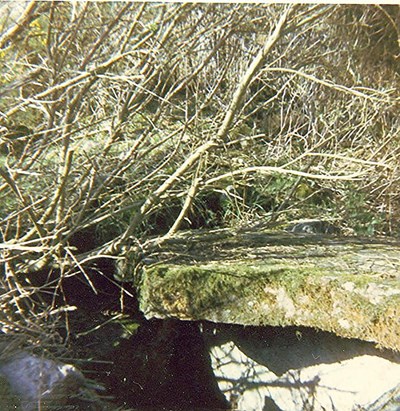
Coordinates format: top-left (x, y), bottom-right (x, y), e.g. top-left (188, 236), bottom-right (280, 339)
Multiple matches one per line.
top-left (0, 351), bottom-right (105, 410)
top-left (203, 323), bottom-right (400, 411)
top-left (366, 383), bottom-right (400, 411)
top-left (285, 219), bottom-right (341, 235)
top-left (139, 228), bottom-right (400, 350)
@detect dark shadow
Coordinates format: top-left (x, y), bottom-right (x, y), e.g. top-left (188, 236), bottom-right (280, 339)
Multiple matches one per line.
top-left (203, 322), bottom-right (400, 376)
top-left (89, 319), bottom-right (229, 410)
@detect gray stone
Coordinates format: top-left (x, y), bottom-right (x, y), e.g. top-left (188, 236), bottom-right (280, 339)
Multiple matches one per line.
top-left (0, 351), bottom-right (91, 410)
top-left (364, 383), bottom-right (400, 411)
top-left (206, 325), bottom-right (400, 411)
top-left (286, 219), bottom-right (341, 235)
top-left (140, 228), bottom-right (400, 351)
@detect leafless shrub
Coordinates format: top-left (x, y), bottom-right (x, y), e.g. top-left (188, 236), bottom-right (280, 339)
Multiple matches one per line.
top-left (0, 2), bottom-right (398, 342)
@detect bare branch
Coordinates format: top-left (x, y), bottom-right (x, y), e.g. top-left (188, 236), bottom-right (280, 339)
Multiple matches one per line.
top-left (265, 67), bottom-right (395, 102)
top-left (0, 1), bottom-right (48, 49)
top-left (204, 166), bottom-right (366, 187)
top-left (216, 5), bottom-right (296, 142)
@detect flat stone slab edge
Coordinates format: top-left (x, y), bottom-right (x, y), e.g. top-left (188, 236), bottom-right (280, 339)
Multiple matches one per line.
top-left (138, 228), bottom-right (400, 351)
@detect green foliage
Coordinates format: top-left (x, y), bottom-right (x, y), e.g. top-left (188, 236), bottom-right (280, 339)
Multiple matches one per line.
top-left (0, 2), bottom-right (399, 285)
top-left (0, 5), bottom-right (399, 399)
top-left (342, 190), bottom-right (385, 235)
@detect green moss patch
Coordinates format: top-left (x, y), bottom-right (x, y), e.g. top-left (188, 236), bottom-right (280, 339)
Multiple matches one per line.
top-left (139, 230), bottom-right (400, 350)
top-left (143, 261), bottom-right (400, 349)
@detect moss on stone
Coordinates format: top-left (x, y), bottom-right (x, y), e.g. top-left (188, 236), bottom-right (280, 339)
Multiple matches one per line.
top-left (139, 229), bottom-right (400, 350)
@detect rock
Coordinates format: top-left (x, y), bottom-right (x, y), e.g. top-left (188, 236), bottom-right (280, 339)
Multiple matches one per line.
top-left (140, 228), bottom-right (400, 351)
top-left (286, 219), bottom-right (341, 235)
top-left (205, 324), bottom-right (400, 411)
top-left (0, 351), bottom-right (104, 410)
top-left (364, 382), bottom-right (400, 411)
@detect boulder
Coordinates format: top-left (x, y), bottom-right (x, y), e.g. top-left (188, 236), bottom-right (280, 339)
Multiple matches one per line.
top-left (139, 228), bottom-right (400, 351)
top-left (0, 351), bottom-right (104, 410)
top-left (285, 219), bottom-right (341, 235)
top-left (205, 324), bottom-right (400, 411)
